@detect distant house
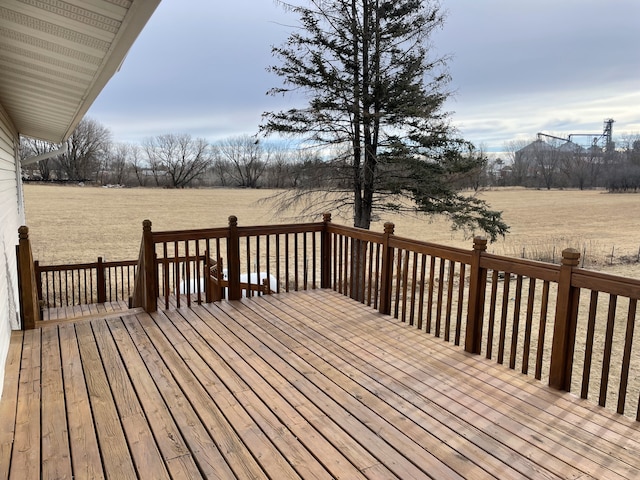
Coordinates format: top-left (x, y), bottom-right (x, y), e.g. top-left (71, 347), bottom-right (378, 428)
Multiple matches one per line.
top-left (0, 0), bottom-right (160, 396)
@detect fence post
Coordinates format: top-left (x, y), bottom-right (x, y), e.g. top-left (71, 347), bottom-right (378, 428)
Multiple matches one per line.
top-left (379, 222), bottom-right (395, 315)
top-left (321, 213), bottom-right (332, 289)
top-left (141, 220), bottom-right (157, 312)
top-left (549, 248), bottom-right (581, 390)
top-left (227, 215), bottom-right (241, 301)
top-left (17, 226), bottom-right (41, 329)
top-left (465, 237), bottom-right (488, 354)
top-left (97, 256), bottom-right (106, 303)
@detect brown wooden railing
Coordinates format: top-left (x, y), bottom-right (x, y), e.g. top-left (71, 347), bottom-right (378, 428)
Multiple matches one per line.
top-left (132, 215), bottom-right (326, 312)
top-left (17, 215), bottom-right (640, 419)
top-left (34, 257), bottom-right (138, 309)
top-left (16, 227), bottom-right (139, 328)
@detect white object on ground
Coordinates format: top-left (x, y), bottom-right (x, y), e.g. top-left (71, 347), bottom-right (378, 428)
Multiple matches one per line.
top-left (179, 269), bottom-right (278, 298)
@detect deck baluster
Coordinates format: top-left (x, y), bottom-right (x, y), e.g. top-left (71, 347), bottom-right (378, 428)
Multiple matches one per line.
top-left (97, 256), bottom-right (106, 304)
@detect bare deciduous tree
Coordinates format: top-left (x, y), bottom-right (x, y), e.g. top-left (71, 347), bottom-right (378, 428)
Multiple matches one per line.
top-left (104, 143), bottom-right (136, 185)
top-left (19, 137), bottom-right (58, 180)
top-left (504, 140), bottom-right (530, 186)
top-left (143, 133), bottom-right (212, 188)
top-left (215, 135), bottom-right (269, 188)
top-left (127, 144), bottom-right (147, 186)
top-left (210, 156), bottom-right (232, 186)
top-left (560, 145), bottom-right (602, 190)
top-left (56, 117), bottom-right (111, 181)
top-left (619, 133), bottom-right (640, 166)
top-left (262, 147), bottom-right (291, 189)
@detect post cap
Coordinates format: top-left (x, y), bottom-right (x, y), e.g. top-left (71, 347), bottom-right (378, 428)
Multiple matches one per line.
top-left (18, 225), bottom-right (29, 239)
top-left (473, 236), bottom-right (488, 251)
top-left (561, 248), bottom-right (580, 267)
top-left (383, 222), bottom-right (395, 235)
top-left (228, 215), bottom-right (238, 227)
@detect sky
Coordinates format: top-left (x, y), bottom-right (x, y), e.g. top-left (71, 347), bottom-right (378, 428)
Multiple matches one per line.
top-left (88, 0), bottom-right (640, 153)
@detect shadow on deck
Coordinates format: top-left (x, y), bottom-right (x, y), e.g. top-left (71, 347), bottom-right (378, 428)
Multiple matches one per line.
top-left (3, 290), bottom-right (640, 479)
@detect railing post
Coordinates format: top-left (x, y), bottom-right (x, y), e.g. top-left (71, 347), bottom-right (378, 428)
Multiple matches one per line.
top-left (142, 220), bottom-right (157, 312)
top-left (465, 237), bottom-right (488, 354)
top-left (17, 226), bottom-right (41, 329)
top-left (549, 248), bottom-right (581, 390)
top-left (379, 222), bottom-right (395, 315)
top-left (227, 215), bottom-right (241, 301)
top-left (321, 213), bottom-right (332, 289)
top-left (97, 256), bottom-right (106, 303)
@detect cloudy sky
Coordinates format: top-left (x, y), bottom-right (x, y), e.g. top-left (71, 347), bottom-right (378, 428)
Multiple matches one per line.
top-left (88, 0), bottom-right (640, 152)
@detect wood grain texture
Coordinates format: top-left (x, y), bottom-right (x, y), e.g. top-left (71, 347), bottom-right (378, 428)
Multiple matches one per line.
top-left (2, 290), bottom-right (640, 479)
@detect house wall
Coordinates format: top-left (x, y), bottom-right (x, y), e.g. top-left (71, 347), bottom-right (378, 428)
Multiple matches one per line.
top-left (0, 104), bottom-right (22, 396)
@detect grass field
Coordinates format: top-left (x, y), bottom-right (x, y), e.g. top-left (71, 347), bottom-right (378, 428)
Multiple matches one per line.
top-left (23, 184), bottom-right (640, 278)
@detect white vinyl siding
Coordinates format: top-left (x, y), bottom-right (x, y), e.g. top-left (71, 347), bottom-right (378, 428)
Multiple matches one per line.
top-left (0, 105), bottom-right (22, 397)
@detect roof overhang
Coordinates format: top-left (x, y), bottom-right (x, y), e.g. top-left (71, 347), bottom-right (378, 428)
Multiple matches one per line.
top-left (0, 0), bottom-right (161, 144)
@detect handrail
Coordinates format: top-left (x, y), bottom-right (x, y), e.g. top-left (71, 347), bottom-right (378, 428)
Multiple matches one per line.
top-left (35, 259), bottom-right (138, 272)
top-left (15, 227), bottom-right (141, 326)
top-left (572, 268), bottom-right (640, 297)
top-left (390, 235), bottom-right (472, 264)
top-left (480, 252), bottom-right (561, 282)
top-left (151, 226), bottom-right (229, 243)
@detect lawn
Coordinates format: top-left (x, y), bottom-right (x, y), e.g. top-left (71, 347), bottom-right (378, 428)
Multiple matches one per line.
top-left (23, 185), bottom-right (640, 278)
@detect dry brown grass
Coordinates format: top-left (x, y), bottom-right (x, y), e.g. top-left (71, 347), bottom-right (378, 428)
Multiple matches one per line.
top-left (24, 185), bottom-right (640, 278)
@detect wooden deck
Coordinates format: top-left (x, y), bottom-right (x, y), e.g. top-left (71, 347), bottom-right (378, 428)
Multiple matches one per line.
top-left (2, 290), bottom-right (640, 479)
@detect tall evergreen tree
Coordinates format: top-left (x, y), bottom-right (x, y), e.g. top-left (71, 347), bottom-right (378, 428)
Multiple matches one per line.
top-left (262, 0), bottom-right (507, 240)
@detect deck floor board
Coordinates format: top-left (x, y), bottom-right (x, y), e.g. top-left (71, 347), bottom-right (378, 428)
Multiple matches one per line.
top-left (155, 307), bottom-right (340, 480)
top-left (237, 295), bottom-right (542, 479)
top-left (272, 291), bottom-right (638, 478)
top-left (0, 333), bottom-right (22, 480)
top-left (40, 327), bottom-right (72, 480)
top-left (41, 300), bottom-right (130, 322)
top-left (208, 300), bottom-right (474, 479)
top-left (238, 295), bottom-right (570, 479)
top-left (2, 289), bottom-right (640, 479)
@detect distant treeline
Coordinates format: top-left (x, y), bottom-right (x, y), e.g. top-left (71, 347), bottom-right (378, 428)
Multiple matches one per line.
top-left (20, 118), bottom-right (640, 193)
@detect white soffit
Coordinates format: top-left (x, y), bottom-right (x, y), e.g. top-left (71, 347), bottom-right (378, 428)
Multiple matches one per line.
top-left (0, 0), bottom-right (160, 143)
